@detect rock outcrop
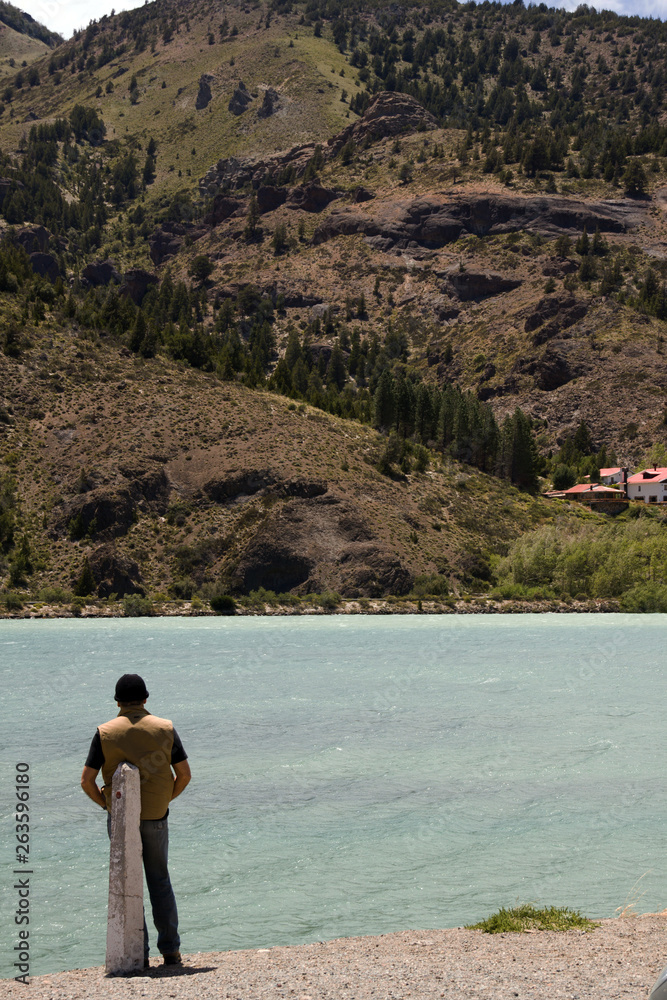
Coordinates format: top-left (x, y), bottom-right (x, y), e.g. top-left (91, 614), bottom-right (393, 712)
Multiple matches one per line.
top-left (327, 91), bottom-right (438, 156)
top-left (441, 267), bottom-right (522, 301)
top-left (228, 81), bottom-right (253, 116)
top-left (230, 492), bottom-right (412, 597)
top-left (203, 194), bottom-right (245, 226)
top-left (195, 74), bottom-right (214, 110)
top-left (514, 348), bottom-right (588, 391)
top-left (14, 225), bottom-right (49, 254)
top-left (313, 194), bottom-right (643, 250)
top-left (257, 186), bottom-right (287, 214)
top-left (81, 259), bottom-right (121, 286)
top-left (200, 91), bottom-right (437, 197)
top-left (89, 544), bottom-right (144, 598)
top-left (257, 87), bottom-right (281, 119)
top-left (287, 183), bottom-right (340, 213)
top-left (352, 186), bottom-right (375, 203)
top-left (523, 295), bottom-right (589, 345)
top-left (30, 252), bottom-right (59, 281)
top-left (203, 468), bottom-right (278, 502)
top-left (149, 222), bottom-right (206, 265)
top-left (119, 268), bottom-right (159, 305)
top-left (53, 465), bottom-right (170, 540)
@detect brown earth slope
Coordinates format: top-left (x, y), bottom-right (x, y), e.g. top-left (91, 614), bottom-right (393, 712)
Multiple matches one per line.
top-left (0, 329), bottom-right (573, 602)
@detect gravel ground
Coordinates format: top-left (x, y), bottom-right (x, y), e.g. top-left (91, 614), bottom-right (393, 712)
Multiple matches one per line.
top-left (3, 915), bottom-right (666, 999)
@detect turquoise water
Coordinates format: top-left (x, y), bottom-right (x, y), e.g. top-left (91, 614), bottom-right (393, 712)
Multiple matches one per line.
top-left (1, 613), bottom-right (666, 977)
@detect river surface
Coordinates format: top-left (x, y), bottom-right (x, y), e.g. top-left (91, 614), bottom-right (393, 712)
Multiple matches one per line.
top-left (1, 613), bottom-right (666, 977)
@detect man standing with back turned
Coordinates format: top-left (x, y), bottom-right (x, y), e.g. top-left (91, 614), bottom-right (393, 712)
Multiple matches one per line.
top-left (80, 673), bottom-right (191, 967)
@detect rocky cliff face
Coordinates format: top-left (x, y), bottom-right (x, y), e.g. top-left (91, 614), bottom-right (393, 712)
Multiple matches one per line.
top-left (312, 194), bottom-right (643, 249)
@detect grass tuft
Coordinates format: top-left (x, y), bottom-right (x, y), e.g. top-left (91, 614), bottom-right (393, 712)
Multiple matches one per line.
top-left (466, 904), bottom-right (598, 934)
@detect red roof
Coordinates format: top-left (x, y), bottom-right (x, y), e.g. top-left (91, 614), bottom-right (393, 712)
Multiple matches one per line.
top-left (627, 467), bottom-right (667, 484)
top-left (563, 483), bottom-right (596, 494)
top-left (599, 467), bottom-right (621, 476)
top-left (562, 483), bottom-right (622, 495)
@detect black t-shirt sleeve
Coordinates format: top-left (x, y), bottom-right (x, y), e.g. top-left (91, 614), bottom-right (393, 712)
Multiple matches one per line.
top-left (171, 728), bottom-right (187, 765)
top-left (85, 730), bottom-right (104, 770)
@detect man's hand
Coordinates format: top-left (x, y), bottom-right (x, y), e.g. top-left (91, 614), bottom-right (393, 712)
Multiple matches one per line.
top-left (171, 760), bottom-right (191, 801)
top-left (81, 765), bottom-right (107, 810)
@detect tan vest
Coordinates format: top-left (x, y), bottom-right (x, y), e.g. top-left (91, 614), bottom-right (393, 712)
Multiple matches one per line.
top-left (99, 707), bottom-right (174, 820)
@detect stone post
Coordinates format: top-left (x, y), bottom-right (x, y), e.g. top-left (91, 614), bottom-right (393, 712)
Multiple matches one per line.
top-left (105, 762), bottom-right (143, 975)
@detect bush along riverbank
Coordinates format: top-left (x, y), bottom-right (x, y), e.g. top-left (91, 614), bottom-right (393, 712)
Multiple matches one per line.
top-left (0, 593), bottom-right (629, 619)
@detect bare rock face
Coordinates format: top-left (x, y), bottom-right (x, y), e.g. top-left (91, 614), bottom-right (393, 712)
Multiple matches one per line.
top-left (273, 284), bottom-right (323, 308)
top-left (256, 185), bottom-right (287, 214)
top-left (53, 466), bottom-right (170, 540)
top-left (524, 294), bottom-right (577, 333)
top-left (257, 87), bottom-right (281, 119)
top-left (442, 267), bottom-right (522, 301)
top-left (313, 194), bottom-right (642, 250)
top-left (228, 81), bottom-right (253, 116)
top-left (203, 469), bottom-right (278, 503)
top-left (195, 74), bottom-right (214, 110)
top-left (524, 295), bottom-right (589, 345)
top-left (327, 91), bottom-right (438, 156)
top-left (514, 348), bottom-right (588, 391)
top-left (230, 493), bottom-right (412, 597)
top-left (203, 194), bottom-right (245, 226)
top-left (287, 183), bottom-right (340, 213)
top-left (149, 221), bottom-right (206, 264)
top-left (149, 226), bottom-right (183, 265)
top-left (81, 259), bottom-right (121, 286)
top-left (352, 186), bottom-right (375, 203)
top-left (120, 268), bottom-right (158, 305)
top-left (89, 544), bottom-right (144, 598)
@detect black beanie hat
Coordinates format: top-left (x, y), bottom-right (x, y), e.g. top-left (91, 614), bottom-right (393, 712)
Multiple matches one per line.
top-left (114, 673), bottom-right (149, 702)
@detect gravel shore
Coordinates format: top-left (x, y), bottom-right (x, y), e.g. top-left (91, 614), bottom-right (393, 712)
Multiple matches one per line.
top-left (4, 914), bottom-right (665, 999)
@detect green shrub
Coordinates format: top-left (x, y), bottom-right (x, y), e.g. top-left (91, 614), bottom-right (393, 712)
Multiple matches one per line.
top-left (3, 590), bottom-right (23, 610)
top-left (496, 520), bottom-right (667, 601)
top-left (620, 582), bottom-right (667, 613)
top-left (166, 500), bottom-right (192, 526)
top-left (210, 593), bottom-right (236, 614)
top-left (38, 586), bottom-right (73, 603)
top-left (467, 904), bottom-right (597, 934)
top-left (168, 577), bottom-right (195, 599)
top-left (411, 573), bottom-right (450, 597)
top-left (319, 591), bottom-right (341, 609)
top-left (122, 594), bottom-right (154, 617)
top-left (490, 583), bottom-right (560, 601)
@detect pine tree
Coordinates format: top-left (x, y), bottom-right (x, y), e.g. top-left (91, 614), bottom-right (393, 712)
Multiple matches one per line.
top-left (244, 194), bottom-right (260, 240)
top-left (129, 310), bottom-right (147, 353)
top-left (373, 369), bottom-right (396, 430)
top-left (75, 557), bottom-right (96, 597)
top-left (499, 409), bottom-right (539, 493)
top-left (326, 343), bottom-right (347, 391)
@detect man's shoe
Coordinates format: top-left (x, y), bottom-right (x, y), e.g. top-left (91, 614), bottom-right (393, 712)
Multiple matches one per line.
top-left (163, 952), bottom-right (182, 966)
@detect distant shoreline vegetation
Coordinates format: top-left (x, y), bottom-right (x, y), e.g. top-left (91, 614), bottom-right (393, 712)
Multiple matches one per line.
top-left (0, 592), bottom-right (656, 618)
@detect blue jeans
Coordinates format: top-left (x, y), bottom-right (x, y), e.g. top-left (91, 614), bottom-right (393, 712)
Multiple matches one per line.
top-left (107, 816), bottom-right (180, 958)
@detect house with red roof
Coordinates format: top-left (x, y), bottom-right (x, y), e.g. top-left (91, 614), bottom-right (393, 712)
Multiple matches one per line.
top-left (561, 483), bottom-right (624, 502)
top-left (626, 466), bottom-right (667, 503)
top-left (599, 467), bottom-right (623, 485)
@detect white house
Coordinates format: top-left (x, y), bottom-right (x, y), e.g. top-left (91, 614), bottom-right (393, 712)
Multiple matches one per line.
top-left (626, 466), bottom-right (667, 503)
top-left (599, 467), bottom-right (624, 486)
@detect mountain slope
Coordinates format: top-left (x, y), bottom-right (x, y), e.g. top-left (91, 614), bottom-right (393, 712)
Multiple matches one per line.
top-left (0, 0), bottom-right (666, 608)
